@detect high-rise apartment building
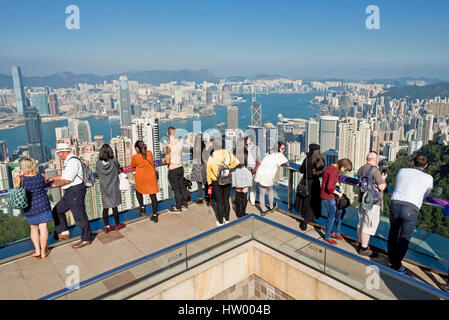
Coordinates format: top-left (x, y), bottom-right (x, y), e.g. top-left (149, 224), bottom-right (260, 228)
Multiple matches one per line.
top-left (354, 121), bottom-right (371, 171)
top-left (48, 94), bottom-right (59, 116)
top-left (94, 136), bottom-right (104, 150)
top-left (423, 113), bottom-right (434, 145)
top-left (11, 66), bottom-right (27, 115)
top-left (110, 137), bottom-right (133, 167)
top-left (132, 117), bottom-right (161, 161)
top-left (338, 117), bottom-right (357, 164)
top-left (68, 118), bottom-right (78, 138)
top-left (286, 141), bottom-right (301, 161)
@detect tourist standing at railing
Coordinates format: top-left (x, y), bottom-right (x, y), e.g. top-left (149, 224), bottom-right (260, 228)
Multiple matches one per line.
top-left (131, 141), bottom-right (159, 223)
top-left (245, 135), bottom-right (261, 206)
top-left (48, 143), bottom-right (92, 249)
top-left (254, 141), bottom-right (289, 215)
top-left (167, 126), bottom-right (191, 213)
top-left (356, 151), bottom-right (386, 257)
top-left (191, 133), bottom-right (208, 204)
top-left (14, 158), bottom-right (53, 259)
top-left (207, 137), bottom-right (239, 226)
top-left (96, 144), bottom-right (126, 232)
top-left (232, 137), bottom-right (255, 218)
top-left (388, 155), bottom-right (433, 273)
top-left (295, 144), bottom-right (325, 231)
top-left (320, 158), bottom-right (352, 245)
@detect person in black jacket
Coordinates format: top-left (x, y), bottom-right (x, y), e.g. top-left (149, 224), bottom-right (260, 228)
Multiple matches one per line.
top-left (295, 144), bottom-right (325, 231)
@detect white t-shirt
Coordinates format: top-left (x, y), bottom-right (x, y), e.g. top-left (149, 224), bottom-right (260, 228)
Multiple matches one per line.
top-left (391, 168), bottom-right (433, 209)
top-left (254, 152), bottom-right (288, 187)
top-left (61, 154), bottom-right (84, 190)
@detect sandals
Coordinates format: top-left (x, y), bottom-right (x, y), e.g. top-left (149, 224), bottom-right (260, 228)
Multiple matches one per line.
top-left (31, 253), bottom-right (41, 259)
top-left (41, 248), bottom-right (51, 259)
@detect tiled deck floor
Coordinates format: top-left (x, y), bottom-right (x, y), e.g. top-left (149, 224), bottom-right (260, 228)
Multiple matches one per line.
top-left (0, 201), bottom-right (447, 299)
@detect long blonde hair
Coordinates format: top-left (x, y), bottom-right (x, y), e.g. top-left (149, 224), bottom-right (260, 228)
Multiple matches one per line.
top-left (20, 158), bottom-right (38, 175)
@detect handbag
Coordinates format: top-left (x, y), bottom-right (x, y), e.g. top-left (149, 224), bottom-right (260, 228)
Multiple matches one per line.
top-left (296, 160), bottom-right (309, 198)
top-left (118, 173), bottom-right (130, 191)
top-left (9, 176), bottom-right (28, 209)
top-left (146, 158), bottom-right (159, 180)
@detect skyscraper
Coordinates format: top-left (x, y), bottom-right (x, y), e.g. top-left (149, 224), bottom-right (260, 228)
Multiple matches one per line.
top-left (324, 149), bottom-right (338, 168)
top-left (55, 126), bottom-right (69, 139)
top-left (305, 120), bottom-right (319, 152)
top-left (119, 76), bottom-right (132, 127)
top-left (0, 141), bottom-right (8, 162)
top-left (251, 98), bottom-right (262, 127)
top-left (24, 107), bottom-right (46, 163)
top-left (11, 66), bottom-right (27, 115)
top-left (48, 94), bottom-right (59, 116)
top-left (110, 137), bottom-right (133, 167)
top-left (319, 116), bottom-right (339, 153)
top-left (31, 92), bottom-right (50, 116)
top-left (286, 141), bottom-right (301, 161)
top-left (338, 117), bottom-right (357, 165)
top-left (77, 120), bottom-right (92, 142)
top-left (227, 106), bottom-right (238, 130)
top-left (423, 113), bottom-right (434, 144)
top-left (132, 117), bottom-right (162, 161)
top-left (354, 121), bottom-right (371, 170)
top-left (68, 118), bottom-right (78, 138)
top-left (206, 87), bottom-right (212, 106)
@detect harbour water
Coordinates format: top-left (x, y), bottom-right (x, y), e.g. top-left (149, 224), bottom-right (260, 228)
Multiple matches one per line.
top-left (0, 92), bottom-right (321, 154)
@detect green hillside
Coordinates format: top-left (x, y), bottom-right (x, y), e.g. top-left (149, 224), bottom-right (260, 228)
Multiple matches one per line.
top-left (382, 139), bottom-right (449, 237)
top-left (378, 82), bottom-right (449, 100)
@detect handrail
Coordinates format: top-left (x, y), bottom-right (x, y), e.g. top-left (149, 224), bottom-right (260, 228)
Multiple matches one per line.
top-left (39, 214), bottom-right (253, 300)
top-left (287, 162), bottom-right (449, 211)
top-left (39, 214), bottom-right (449, 300)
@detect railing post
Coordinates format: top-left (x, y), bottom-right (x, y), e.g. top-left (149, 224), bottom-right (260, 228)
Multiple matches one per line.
top-left (288, 167), bottom-right (293, 211)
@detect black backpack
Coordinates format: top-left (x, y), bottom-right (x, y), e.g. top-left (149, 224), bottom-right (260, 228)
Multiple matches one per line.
top-left (212, 151), bottom-right (233, 186)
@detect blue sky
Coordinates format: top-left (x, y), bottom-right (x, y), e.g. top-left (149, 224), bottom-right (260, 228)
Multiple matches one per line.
top-left (1, 0), bottom-right (449, 79)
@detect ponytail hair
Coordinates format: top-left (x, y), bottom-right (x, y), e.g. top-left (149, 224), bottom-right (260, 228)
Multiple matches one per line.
top-left (135, 140), bottom-right (147, 160)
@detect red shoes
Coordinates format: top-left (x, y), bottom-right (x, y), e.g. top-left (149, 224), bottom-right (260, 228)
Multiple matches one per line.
top-left (113, 223), bottom-right (126, 231)
top-left (331, 232), bottom-right (344, 240)
top-left (323, 238), bottom-right (338, 245)
top-left (104, 223), bottom-right (126, 233)
top-left (104, 226), bottom-right (113, 233)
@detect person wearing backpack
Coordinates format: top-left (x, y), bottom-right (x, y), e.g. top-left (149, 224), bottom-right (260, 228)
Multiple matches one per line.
top-left (131, 141), bottom-right (159, 222)
top-left (48, 143), bottom-right (92, 249)
top-left (356, 151), bottom-right (387, 257)
top-left (206, 137), bottom-right (239, 226)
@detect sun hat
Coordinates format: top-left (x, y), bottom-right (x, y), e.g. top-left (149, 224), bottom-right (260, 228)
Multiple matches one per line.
top-left (56, 143), bottom-right (72, 153)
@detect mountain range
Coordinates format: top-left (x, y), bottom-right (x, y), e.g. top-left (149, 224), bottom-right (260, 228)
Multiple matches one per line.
top-left (0, 68), bottom-right (445, 89)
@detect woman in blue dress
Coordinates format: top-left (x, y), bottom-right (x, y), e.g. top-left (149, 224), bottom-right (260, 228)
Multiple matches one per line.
top-left (14, 158), bottom-right (53, 259)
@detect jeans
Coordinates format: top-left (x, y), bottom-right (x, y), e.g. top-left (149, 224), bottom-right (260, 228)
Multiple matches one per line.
top-left (168, 166), bottom-right (190, 209)
top-left (323, 198), bottom-right (344, 239)
top-left (52, 184), bottom-right (92, 242)
top-left (388, 200), bottom-right (419, 269)
top-left (212, 181), bottom-right (232, 224)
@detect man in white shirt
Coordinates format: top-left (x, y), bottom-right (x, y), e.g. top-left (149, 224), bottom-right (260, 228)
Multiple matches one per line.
top-left (48, 143), bottom-right (92, 249)
top-left (388, 155), bottom-right (433, 273)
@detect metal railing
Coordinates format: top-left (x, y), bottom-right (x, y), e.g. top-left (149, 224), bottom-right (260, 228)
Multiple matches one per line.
top-left (39, 214), bottom-right (449, 300)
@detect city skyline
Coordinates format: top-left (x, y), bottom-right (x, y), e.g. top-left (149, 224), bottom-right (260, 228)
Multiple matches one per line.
top-left (1, 1), bottom-right (449, 79)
